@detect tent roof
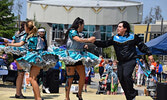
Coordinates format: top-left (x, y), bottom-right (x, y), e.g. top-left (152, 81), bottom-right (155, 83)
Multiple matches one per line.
top-left (137, 33), bottom-right (167, 55)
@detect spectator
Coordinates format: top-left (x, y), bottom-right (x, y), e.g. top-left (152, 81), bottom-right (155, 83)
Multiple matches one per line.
top-left (9, 60), bottom-right (17, 70)
top-left (60, 60), bottom-right (66, 83)
top-left (104, 60), bottom-right (109, 72)
top-left (105, 60), bottom-right (113, 72)
top-left (112, 60), bottom-right (118, 73)
top-left (149, 56), bottom-right (157, 72)
top-left (37, 28), bottom-right (47, 50)
top-left (54, 60), bottom-right (62, 83)
top-left (105, 60), bottom-right (113, 95)
top-left (137, 59), bottom-right (145, 87)
top-left (54, 60), bottom-right (62, 70)
top-left (111, 66), bottom-right (119, 95)
top-left (99, 55), bottom-right (104, 78)
top-left (84, 67), bottom-right (91, 92)
top-left (155, 60), bottom-right (163, 82)
top-left (0, 52), bottom-right (7, 66)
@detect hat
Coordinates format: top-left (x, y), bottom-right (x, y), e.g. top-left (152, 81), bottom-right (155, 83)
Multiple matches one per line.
top-left (108, 60), bottom-right (112, 63)
top-left (38, 28), bottom-right (45, 32)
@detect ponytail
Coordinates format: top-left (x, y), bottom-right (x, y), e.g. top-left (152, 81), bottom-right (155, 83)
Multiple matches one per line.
top-left (62, 17), bottom-right (84, 45)
top-left (25, 20), bottom-right (38, 40)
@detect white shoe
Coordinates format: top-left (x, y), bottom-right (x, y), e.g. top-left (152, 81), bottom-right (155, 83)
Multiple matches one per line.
top-left (45, 88), bottom-right (50, 94)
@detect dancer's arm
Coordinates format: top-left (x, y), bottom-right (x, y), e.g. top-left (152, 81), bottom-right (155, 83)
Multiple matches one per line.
top-left (73, 36), bottom-right (96, 43)
top-left (94, 37), bottom-right (114, 48)
top-left (7, 41), bottom-right (25, 47)
top-left (135, 34), bottom-right (151, 56)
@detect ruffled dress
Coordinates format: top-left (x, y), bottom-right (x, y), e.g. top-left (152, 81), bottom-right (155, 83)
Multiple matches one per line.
top-left (4, 31), bottom-right (27, 56)
top-left (16, 36), bottom-right (58, 71)
top-left (0, 45), bottom-right (5, 52)
top-left (48, 30), bottom-right (100, 67)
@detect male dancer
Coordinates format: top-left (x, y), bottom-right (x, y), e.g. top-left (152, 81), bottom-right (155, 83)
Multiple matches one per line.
top-left (94, 21), bottom-right (152, 100)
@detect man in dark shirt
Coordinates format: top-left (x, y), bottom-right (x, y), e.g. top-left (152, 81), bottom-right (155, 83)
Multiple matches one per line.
top-left (94, 21), bottom-right (152, 100)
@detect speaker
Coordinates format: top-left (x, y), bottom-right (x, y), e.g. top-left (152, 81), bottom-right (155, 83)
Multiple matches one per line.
top-left (157, 82), bottom-right (167, 100)
top-left (49, 80), bottom-right (59, 93)
top-left (46, 68), bottom-right (60, 93)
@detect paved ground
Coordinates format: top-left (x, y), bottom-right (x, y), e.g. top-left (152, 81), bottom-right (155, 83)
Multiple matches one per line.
top-left (0, 74), bottom-right (153, 100)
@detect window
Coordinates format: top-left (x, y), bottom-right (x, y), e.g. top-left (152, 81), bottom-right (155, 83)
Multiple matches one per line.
top-left (100, 25), bottom-right (112, 40)
top-left (52, 24), bottom-right (64, 40)
top-left (52, 24), bottom-right (113, 41)
top-left (83, 25), bottom-right (95, 38)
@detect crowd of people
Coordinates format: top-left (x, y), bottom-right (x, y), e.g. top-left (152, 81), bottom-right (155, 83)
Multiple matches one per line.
top-left (1, 18), bottom-right (167, 100)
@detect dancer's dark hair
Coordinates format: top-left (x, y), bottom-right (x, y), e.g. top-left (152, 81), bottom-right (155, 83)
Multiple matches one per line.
top-left (62, 17), bottom-right (84, 45)
top-left (19, 21), bottom-right (26, 33)
top-left (119, 21), bottom-right (130, 34)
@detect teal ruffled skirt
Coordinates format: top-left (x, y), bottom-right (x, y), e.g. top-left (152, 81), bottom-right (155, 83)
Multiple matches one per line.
top-left (0, 45), bottom-right (5, 52)
top-left (4, 46), bottom-right (27, 56)
top-left (16, 50), bottom-right (58, 71)
top-left (48, 45), bottom-right (100, 67)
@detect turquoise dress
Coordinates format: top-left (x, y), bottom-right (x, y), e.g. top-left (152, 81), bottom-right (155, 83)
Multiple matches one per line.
top-left (16, 36), bottom-right (58, 71)
top-left (4, 31), bottom-right (27, 56)
top-left (49, 29), bottom-right (100, 67)
top-left (0, 45), bottom-right (5, 52)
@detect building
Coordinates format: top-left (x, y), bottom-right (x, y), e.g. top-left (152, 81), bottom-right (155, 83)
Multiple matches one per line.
top-left (27, 0), bottom-right (143, 46)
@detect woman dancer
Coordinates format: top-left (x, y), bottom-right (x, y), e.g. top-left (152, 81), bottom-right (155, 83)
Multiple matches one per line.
top-left (8, 22), bottom-right (27, 98)
top-left (50, 17), bottom-right (99, 100)
top-left (7, 20), bottom-right (58, 100)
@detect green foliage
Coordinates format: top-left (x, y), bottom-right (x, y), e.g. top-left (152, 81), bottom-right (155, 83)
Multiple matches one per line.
top-left (94, 66), bottom-right (99, 73)
top-left (103, 46), bottom-right (116, 59)
top-left (6, 54), bottom-right (14, 66)
top-left (0, 0), bottom-right (17, 39)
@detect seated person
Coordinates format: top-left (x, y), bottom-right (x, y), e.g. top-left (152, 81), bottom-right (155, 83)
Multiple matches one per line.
top-left (9, 60), bottom-right (17, 70)
top-left (0, 53), bottom-right (7, 66)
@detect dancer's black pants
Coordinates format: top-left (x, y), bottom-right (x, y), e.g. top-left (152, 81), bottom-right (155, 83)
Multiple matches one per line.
top-left (117, 59), bottom-right (138, 100)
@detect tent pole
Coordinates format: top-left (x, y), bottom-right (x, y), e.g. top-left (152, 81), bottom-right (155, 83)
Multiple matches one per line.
top-left (144, 23), bottom-right (150, 70)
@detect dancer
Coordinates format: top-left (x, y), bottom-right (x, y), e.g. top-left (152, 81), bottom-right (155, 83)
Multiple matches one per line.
top-left (94, 21), bottom-right (152, 100)
top-left (0, 38), bottom-right (8, 43)
top-left (50, 17), bottom-right (99, 100)
top-left (4, 22), bottom-right (27, 98)
top-left (7, 20), bottom-right (58, 100)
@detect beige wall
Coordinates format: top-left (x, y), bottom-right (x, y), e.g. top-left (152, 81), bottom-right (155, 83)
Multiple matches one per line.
top-left (133, 25), bottom-right (151, 42)
top-left (27, 2), bottom-right (143, 25)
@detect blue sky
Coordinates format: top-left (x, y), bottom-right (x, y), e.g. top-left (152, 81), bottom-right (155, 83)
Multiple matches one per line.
top-left (131, 0), bottom-right (167, 20)
top-left (14, 0), bottom-right (167, 21)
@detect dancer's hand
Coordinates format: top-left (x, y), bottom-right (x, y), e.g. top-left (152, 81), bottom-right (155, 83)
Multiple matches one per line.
top-left (5, 43), bottom-right (8, 46)
top-left (4, 39), bottom-right (8, 43)
top-left (88, 36), bottom-right (96, 43)
top-left (84, 45), bottom-right (88, 49)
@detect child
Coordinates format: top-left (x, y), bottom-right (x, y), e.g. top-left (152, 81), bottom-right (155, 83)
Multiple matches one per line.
top-left (84, 67), bottom-right (91, 92)
top-left (105, 60), bottom-right (113, 95)
top-left (111, 66), bottom-right (119, 95)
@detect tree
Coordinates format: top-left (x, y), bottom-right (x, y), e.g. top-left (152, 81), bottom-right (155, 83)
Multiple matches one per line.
top-left (103, 46), bottom-right (116, 59)
top-left (143, 6), bottom-right (163, 24)
top-left (0, 0), bottom-right (17, 39)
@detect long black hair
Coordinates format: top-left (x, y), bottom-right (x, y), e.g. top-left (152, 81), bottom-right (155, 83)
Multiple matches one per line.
top-left (19, 21), bottom-right (26, 33)
top-left (62, 17), bottom-right (84, 45)
top-left (119, 21), bottom-right (131, 34)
